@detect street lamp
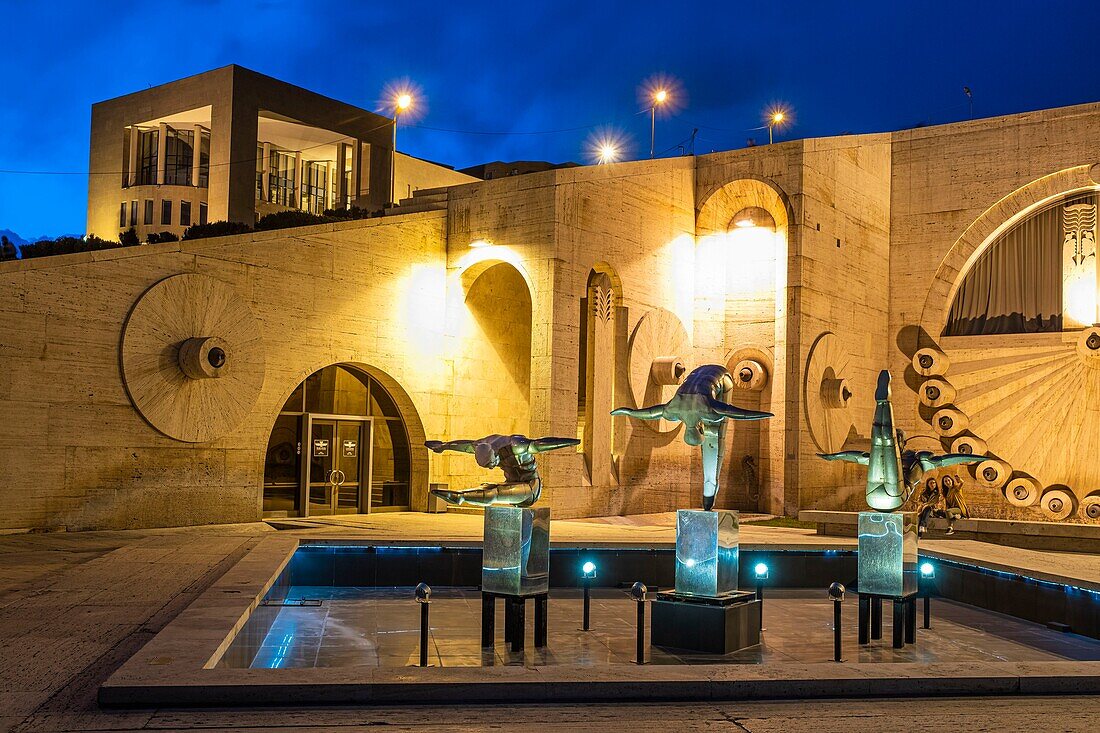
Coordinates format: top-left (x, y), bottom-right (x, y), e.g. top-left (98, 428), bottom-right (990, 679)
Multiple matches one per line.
top-left (391, 92), bottom-right (413, 206)
top-left (650, 89), bottom-right (669, 158)
top-left (767, 108), bottom-right (788, 145)
top-left (597, 142), bottom-right (620, 165)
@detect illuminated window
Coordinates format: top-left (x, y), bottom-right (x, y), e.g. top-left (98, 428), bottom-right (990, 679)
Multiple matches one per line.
top-left (163, 127), bottom-right (193, 186)
top-left (197, 129), bottom-right (210, 188)
top-left (300, 161), bottom-right (328, 214)
top-left (268, 150), bottom-right (296, 207)
top-left (137, 130), bottom-right (158, 186)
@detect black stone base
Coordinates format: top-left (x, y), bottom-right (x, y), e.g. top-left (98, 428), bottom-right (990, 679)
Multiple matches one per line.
top-left (651, 590), bottom-right (761, 654)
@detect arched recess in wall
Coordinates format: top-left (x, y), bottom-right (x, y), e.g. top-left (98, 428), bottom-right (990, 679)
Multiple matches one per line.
top-left (577, 263), bottom-right (625, 485)
top-left (458, 259), bottom-right (534, 437)
top-left (262, 361), bottom-right (428, 518)
top-left (910, 164), bottom-right (1100, 524)
top-left (696, 176), bottom-right (791, 515)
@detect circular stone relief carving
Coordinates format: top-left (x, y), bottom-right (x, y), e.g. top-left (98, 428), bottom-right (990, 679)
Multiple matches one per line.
top-left (804, 332), bottom-right (855, 453)
top-left (626, 308), bottom-right (691, 434)
top-left (1080, 492), bottom-right (1100, 521)
top-left (121, 274), bottom-right (266, 443)
top-left (1039, 488), bottom-right (1076, 521)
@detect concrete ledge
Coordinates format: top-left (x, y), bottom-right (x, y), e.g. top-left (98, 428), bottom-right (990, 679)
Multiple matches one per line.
top-left (799, 510), bottom-right (1100, 553)
top-left (98, 661), bottom-right (1100, 707)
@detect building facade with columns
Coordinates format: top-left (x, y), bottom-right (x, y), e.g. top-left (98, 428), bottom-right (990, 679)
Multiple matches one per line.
top-left (87, 65), bottom-right (475, 242)
top-left (1, 71), bottom-right (1099, 532)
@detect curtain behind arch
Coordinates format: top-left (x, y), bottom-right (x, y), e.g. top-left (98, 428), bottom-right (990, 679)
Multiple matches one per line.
top-left (943, 199), bottom-right (1078, 336)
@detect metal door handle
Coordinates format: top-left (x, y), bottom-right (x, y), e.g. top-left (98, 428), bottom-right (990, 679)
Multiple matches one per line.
top-left (328, 469), bottom-right (338, 485)
top-left (335, 470), bottom-right (346, 485)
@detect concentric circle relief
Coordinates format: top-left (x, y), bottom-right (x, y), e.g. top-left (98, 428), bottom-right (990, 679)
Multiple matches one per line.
top-left (121, 274), bottom-right (266, 443)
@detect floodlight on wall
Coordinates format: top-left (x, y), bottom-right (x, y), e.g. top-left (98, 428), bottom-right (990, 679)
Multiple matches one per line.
top-left (920, 562), bottom-right (935, 579)
top-left (754, 562), bottom-right (770, 580)
top-left (730, 206), bottom-right (777, 231)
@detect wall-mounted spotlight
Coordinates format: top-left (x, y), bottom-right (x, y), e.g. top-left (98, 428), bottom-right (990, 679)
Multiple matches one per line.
top-left (920, 562), bottom-right (935, 579)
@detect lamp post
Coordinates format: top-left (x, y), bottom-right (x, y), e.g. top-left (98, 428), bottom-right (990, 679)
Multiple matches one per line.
top-left (828, 582), bottom-right (845, 662)
top-left (390, 93), bottom-right (412, 206)
top-left (630, 581), bottom-right (647, 664)
top-left (754, 562), bottom-right (769, 632)
top-left (650, 89), bottom-right (668, 158)
top-left (581, 561), bottom-right (596, 631)
top-left (768, 110), bottom-right (785, 145)
top-left (920, 562), bottom-right (935, 629)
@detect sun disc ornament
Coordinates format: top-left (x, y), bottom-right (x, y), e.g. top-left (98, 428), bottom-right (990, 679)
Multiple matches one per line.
top-left (121, 274), bottom-right (265, 443)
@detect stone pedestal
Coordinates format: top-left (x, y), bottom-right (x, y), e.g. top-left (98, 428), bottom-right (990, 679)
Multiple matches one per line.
top-left (652, 590), bottom-right (761, 654)
top-left (857, 511), bottom-right (917, 597)
top-left (481, 506), bottom-right (550, 596)
top-left (674, 509), bottom-right (739, 597)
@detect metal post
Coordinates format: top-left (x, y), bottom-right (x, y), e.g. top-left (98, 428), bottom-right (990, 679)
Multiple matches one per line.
top-left (630, 581), bottom-right (647, 665)
top-left (833, 599), bottom-right (843, 662)
top-left (892, 599), bottom-right (905, 649)
top-left (419, 602), bottom-right (429, 667)
top-left (414, 583), bottom-right (431, 667)
top-left (828, 583), bottom-right (845, 662)
top-left (923, 593), bottom-right (931, 629)
top-left (583, 577), bottom-right (591, 631)
top-left (390, 116), bottom-right (397, 207)
top-left (756, 579), bottom-right (764, 631)
top-left (650, 106), bottom-right (656, 158)
top-left (871, 596), bottom-right (883, 640)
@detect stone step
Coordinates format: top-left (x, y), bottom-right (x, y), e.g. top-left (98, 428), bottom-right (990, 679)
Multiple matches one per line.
top-left (383, 200), bottom-right (448, 216)
top-left (410, 185), bottom-right (452, 198)
top-left (397, 192), bottom-right (448, 207)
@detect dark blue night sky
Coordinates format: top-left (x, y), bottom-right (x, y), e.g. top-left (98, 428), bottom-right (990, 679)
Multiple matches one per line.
top-left (3, 0), bottom-right (1100, 238)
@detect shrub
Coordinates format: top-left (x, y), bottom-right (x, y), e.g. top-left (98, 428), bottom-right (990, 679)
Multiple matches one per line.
top-left (255, 209), bottom-right (332, 231)
top-left (18, 235), bottom-right (120, 259)
top-left (182, 220), bottom-right (253, 241)
top-left (146, 231), bottom-right (180, 244)
top-left (119, 227), bottom-right (140, 247)
top-left (323, 205), bottom-right (374, 220)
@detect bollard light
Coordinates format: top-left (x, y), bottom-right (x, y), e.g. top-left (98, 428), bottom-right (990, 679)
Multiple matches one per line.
top-left (415, 582), bottom-right (431, 667)
top-left (754, 562), bottom-right (769, 580)
top-left (630, 582), bottom-right (647, 665)
top-left (753, 562), bottom-right (768, 632)
top-left (920, 562), bottom-right (935, 629)
top-left (581, 561), bottom-right (597, 631)
top-left (828, 582), bottom-right (845, 663)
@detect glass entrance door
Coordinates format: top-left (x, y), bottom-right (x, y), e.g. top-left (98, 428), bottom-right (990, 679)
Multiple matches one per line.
top-left (307, 418), bottom-right (367, 516)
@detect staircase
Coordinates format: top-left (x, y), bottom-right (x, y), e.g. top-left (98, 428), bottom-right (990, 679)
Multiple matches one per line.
top-left (383, 186), bottom-right (449, 216)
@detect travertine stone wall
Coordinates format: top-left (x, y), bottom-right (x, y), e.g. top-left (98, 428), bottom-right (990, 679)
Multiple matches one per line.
top-left (10, 102), bottom-right (1100, 531)
top-left (889, 103), bottom-right (1100, 522)
top-left (0, 216), bottom-right (454, 530)
top-left (795, 136), bottom-right (893, 514)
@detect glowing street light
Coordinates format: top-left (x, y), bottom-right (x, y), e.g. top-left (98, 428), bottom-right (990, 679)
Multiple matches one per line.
top-left (391, 91), bottom-right (414, 206)
top-left (650, 89), bottom-right (669, 158)
top-left (767, 107), bottom-right (789, 145)
top-left (598, 142), bottom-right (620, 164)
